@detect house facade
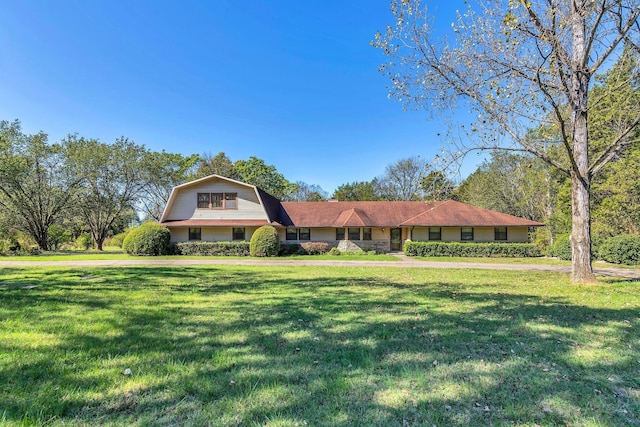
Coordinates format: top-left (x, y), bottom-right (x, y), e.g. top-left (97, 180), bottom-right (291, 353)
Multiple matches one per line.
top-left (160, 175), bottom-right (543, 252)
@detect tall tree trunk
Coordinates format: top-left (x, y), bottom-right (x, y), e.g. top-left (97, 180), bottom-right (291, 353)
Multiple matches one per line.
top-left (570, 1), bottom-right (597, 283)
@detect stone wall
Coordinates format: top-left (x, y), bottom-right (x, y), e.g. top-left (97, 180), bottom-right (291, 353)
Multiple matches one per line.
top-left (336, 239), bottom-right (390, 253)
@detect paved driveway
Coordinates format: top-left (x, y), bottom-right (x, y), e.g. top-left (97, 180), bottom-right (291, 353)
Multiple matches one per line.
top-left (1, 255), bottom-right (639, 280)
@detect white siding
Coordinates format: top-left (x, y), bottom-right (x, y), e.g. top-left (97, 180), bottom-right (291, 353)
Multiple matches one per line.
top-left (165, 181), bottom-right (268, 221)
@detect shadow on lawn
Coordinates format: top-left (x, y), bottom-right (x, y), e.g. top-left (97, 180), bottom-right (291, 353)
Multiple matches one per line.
top-left (1, 266), bottom-right (639, 426)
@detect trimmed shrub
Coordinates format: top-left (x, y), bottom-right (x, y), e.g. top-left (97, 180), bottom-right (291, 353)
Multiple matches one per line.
top-left (404, 241), bottom-right (543, 258)
top-left (122, 222), bottom-right (171, 256)
top-left (599, 235), bottom-right (640, 265)
top-left (547, 235), bottom-right (572, 260)
top-left (249, 225), bottom-right (280, 257)
top-left (175, 241), bottom-right (250, 256)
top-left (110, 231), bottom-right (129, 248)
top-left (279, 243), bottom-right (302, 256)
top-left (76, 233), bottom-right (93, 250)
top-left (300, 241), bottom-right (330, 255)
top-left (328, 247), bottom-right (341, 256)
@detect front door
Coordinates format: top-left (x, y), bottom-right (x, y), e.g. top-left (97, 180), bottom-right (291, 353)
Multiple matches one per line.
top-left (390, 228), bottom-right (402, 251)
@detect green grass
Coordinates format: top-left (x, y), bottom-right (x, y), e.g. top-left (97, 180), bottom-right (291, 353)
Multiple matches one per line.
top-left (1, 265), bottom-right (639, 426)
top-left (284, 253), bottom-right (399, 261)
top-left (412, 256), bottom-right (573, 265)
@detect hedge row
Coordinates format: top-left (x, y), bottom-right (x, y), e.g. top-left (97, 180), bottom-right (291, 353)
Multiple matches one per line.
top-left (175, 241), bottom-right (250, 256)
top-left (598, 235), bottom-right (640, 265)
top-left (404, 241), bottom-right (543, 258)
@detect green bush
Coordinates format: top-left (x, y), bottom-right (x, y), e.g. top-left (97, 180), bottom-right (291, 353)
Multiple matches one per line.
top-left (47, 224), bottom-right (72, 251)
top-left (122, 222), bottom-right (171, 256)
top-left (547, 235), bottom-right (572, 260)
top-left (76, 233), bottom-right (93, 250)
top-left (175, 241), bottom-right (250, 256)
top-left (300, 241), bottom-right (330, 255)
top-left (599, 235), bottom-right (640, 265)
top-left (328, 247), bottom-right (341, 256)
top-left (249, 225), bottom-right (280, 257)
top-left (404, 241), bottom-right (543, 258)
top-left (279, 243), bottom-right (302, 256)
top-left (110, 231), bottom-right (130, 248)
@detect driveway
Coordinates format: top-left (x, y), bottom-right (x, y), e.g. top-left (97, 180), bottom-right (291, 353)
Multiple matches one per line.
top-left (1, 255), bottom-right (639, 280)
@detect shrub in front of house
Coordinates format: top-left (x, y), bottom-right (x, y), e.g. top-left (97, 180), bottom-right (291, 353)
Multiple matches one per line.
top-left (250, 225), bottom-right (280, 257)
top-left (328, 247), bottom-right (341, 256)
top-left (279, 243), bottom-right (302, 256)
top-left (404, 241), bottom-right (543, 258)
top-left (599, 235), bottom-right (640, 265)
top-left (175, 241), bottom-right (250, 256)
top-left (122, 222), bottom-right (171, 256)
top-left (546, 235), bottom-right (572, 260)
top-left (300, 241), bottom-right (331, 255)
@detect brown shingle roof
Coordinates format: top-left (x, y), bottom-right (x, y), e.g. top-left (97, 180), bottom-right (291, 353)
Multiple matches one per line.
top-left (280, 200), bottom-right (542, 228)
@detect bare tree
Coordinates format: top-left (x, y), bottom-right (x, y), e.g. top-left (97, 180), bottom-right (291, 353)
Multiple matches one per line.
top-left (374, 0), bottom-right (640, 282)
top-left (378, 156), bottom-right (429, 200)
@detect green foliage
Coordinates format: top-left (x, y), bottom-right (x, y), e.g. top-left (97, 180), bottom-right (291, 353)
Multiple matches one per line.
top-left (332, 180), bottom-right (382, 201)
top-left (234, 157), bottom-right (295, 200)
top-left (599, 235), bottom-right (640, 265)
top-left (76, 233), bottom-right (93, 250)
top-left (47, 224), bottom-right (72, 251)
top-left (122, 222), bottom-right (171, 256)
top-left (546, 235), bottom-right (572, 260)
top-left (249, 225), bottom-right (280, 257)
top-left (175, 241), bottom-right (250, 256)
top-left (300, 241), bottom-right (331, 255)
top-left (278, 243), bottom-right (301, 255)
top-left (404, 241), bottom-right (542, 258)
top-left (328, 247), bottom-right (341, 256)
top-left (110, 231), bottom-right (130, 248)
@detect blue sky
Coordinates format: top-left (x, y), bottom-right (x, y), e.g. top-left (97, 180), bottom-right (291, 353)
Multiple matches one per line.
top-left (0, 1), bottom-right (474, 193)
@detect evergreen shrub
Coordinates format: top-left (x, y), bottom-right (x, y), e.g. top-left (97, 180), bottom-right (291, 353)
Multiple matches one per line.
top-left (405, 241), bottom-right (542, 258)
top-left (599, 235), bottom-right (640, 265)
top-left (122, 222), bottom-right (171, 256)
top-left (249, 225), bottom-right (280, 257)
top-left (328, 247), bottom-right (341, 256)
top-left (546, 235), bottom-right (572, 260)
top-left (175, 241), bottom-right (250, 256)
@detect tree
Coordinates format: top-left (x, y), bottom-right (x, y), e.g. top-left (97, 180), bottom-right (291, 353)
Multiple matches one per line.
top-left (332, 180), bottom-right (382, 201)
top-left (140, 151), bottom-right (200, 221)
top-left (290, 181), bottom-right (328, 201)
top-left (196, 151), bottom-right (237, 179)
top-left (234, 156), bottom-right (295, 200)
top-left (66, 136), bottom-right (148, 250)
top-left (421, 170), bottom-right (455, 201)
top-left (0, 120), bottom-right (81, 250)
top-left (375, 0), bottom-right (640, 282)
top-left (377, 156), bottom-right (428, 200)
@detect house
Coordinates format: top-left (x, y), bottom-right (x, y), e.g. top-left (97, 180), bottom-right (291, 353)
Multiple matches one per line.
top-left (160, 175), bottom-right (543, 252)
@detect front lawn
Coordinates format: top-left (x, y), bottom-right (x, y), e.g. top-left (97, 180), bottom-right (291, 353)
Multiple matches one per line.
top-left (1, 266), bottom-right (638, 426)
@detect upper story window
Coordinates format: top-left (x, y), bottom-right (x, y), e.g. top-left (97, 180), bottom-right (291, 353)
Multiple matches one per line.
top-left (197, 192), bottom-right (238, 210)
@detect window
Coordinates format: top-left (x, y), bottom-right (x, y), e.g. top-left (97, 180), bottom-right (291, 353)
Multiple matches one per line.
top-left (232, 227), bottom-right (245, 241)
top-left (495, 226), bottom-right (507, 241)
top-left (336, 228), bottom-right (345, 240)
top-left (348, 227), bottom-right (360, 240)
top-left (197, 192), bottom-right (237, 209)
top-left (429, 227), bottom-right (441, 241)
top-left (299, 228), bottom-right (311, 241)
top-left (188, 227), bottom-right (201, 240)
top-left (211, 193), bottom-right (223, 208)
top-left (225, 193), bottom-right (237, 209)
top-left (363, 227), bottom-right (372, 241)
top-left (197, 193), bottom-right (210, 209)
top-left (461, 227), bottom-right (474, 241)
top-left (286, 228), bottom-right (298, 240)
